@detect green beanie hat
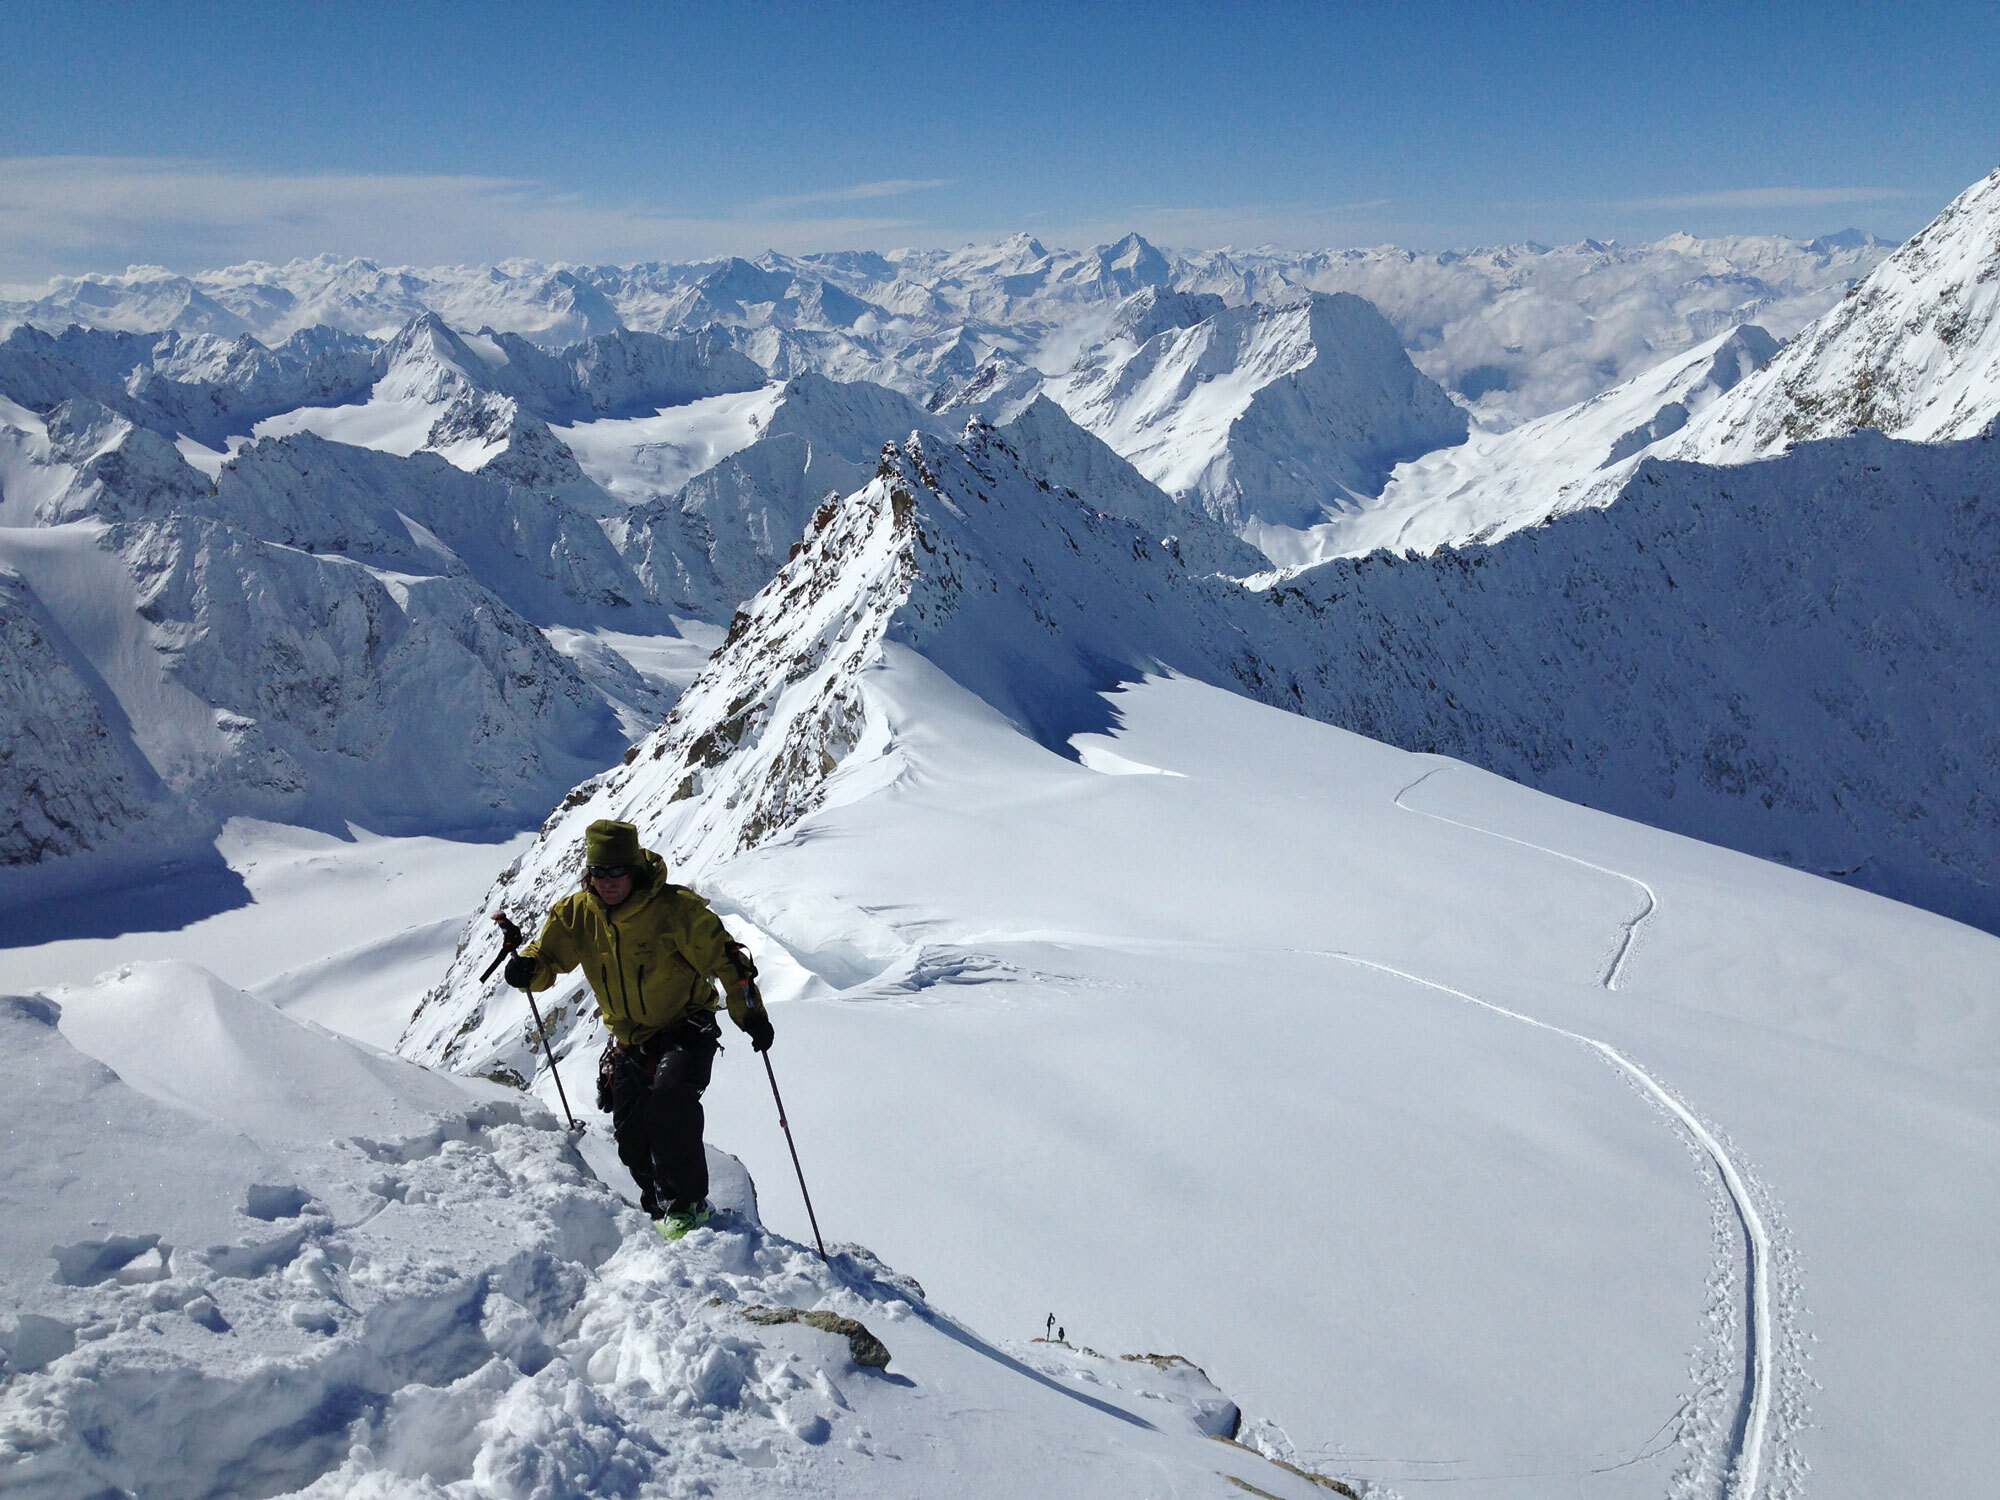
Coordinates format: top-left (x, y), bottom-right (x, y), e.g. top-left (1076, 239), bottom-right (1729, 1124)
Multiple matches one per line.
top-left (583, 819), bottom-right (644, 869)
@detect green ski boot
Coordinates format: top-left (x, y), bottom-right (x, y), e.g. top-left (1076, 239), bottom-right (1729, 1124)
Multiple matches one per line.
top-left (658, 1203), bottom-right (715, 1241)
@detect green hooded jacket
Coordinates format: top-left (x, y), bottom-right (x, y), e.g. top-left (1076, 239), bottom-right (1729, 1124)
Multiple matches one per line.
top-left (515, 849), bottom-right (759, 1046)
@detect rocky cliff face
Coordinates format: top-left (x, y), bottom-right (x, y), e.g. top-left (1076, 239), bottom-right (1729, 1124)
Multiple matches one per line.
top-left (0, 567), bottom-right (193, 878)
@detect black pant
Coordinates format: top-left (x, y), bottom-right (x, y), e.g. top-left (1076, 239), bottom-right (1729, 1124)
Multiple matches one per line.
top-left (607, 1023), bottom-right (718, 1215)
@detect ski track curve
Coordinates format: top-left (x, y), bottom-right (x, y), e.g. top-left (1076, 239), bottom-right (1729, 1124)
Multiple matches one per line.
top-left (1394, 762), bottom-right (1658, 991)
top-left (1363, 760), bottom-right (1774, 1498)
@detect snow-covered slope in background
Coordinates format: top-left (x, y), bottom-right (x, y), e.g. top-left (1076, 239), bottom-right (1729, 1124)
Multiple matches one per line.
top-left (1255, 162), bottom-right (2000, 566)
top-left (0, 389), bottom-right (668, 873)
top-left (1257, 324), bottom-right (1779, 563)
top-left (1047, 291), bottom-right (1469, 528)
top-left (3, 964), bottom-right (1330, 1500)
top-left (1275, 428), bottom-right (2000, 931)
top-left (0, 565), bottom-right (199, 883)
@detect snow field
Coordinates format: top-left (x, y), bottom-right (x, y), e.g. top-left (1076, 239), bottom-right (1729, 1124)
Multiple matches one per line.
top-left (668, 662), bottom-right (2000, 1499)
top-left (1, 818), bottom-right (534, 1051)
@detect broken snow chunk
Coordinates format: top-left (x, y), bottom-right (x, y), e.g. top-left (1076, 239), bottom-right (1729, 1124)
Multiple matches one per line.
top-left (779, 1396), bottom-right (833, 1444)
top-left (0, 1312), bottom-right (76, 1372)
top-left (183, 1296), bottom-right (230, 1333)
top-left (243, 1183), bottom-right (313, 1220)
top-left (113, 1247), bottom-right (171, 1285)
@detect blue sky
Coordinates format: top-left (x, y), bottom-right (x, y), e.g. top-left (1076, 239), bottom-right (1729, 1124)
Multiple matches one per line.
top-left (2, 0), bottom-right (1995, 280)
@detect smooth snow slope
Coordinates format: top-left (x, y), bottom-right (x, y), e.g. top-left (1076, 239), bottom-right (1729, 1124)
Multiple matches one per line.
top-left (415, 616), bottom-right (1999, 1498)
top-left (661, 662), bottom-right (1997, 1500)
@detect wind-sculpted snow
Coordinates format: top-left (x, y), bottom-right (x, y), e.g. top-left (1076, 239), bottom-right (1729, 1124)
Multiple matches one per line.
top-left (5, 964), bottom-right (1335, 1500)
top-left (1049, 292), bottom-right (1469, 529)
top-left (1671, 165), bottom-right (2000, 458)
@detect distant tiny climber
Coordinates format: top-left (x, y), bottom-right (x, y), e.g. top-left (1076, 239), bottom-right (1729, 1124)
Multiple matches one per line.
top-left (504, 819), bottom-right (775, 1239)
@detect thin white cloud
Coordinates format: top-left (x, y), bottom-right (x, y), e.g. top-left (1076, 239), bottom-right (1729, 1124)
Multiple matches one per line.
top-left (747, 178), bottom-right (954, 214)
top-left (1618, 186), bottom-right (1918, 212)
top-left (0, 157), bottom-right (931, 283)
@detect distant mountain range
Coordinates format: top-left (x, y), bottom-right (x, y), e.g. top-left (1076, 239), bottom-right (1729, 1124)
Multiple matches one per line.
top-left (3, 226), bottom-right (1888, 430)
top-left (4, 167), bottom-right (1995, 932)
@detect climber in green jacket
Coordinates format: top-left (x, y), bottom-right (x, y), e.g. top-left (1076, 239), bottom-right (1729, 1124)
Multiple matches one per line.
top-left (506, 819), bottom-right (774, 1237)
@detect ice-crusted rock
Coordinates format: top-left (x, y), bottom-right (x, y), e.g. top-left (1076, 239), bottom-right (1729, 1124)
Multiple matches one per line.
top-left (1675, 164), bottom-right (2000, 458)
top-left (1049, 291), bottom-right (1470, 530)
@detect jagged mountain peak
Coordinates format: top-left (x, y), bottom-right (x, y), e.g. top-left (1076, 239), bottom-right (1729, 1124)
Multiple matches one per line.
top-left (1674, 161), bottom-right (2000, 458)
top-left (1051, 288), bottom-right (1469, 530)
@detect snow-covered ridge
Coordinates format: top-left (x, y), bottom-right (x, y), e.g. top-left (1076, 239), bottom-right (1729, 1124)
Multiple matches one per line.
top-left (1670, 163), bottom-right (2000, 459)
top-left (401, 410), bottom-right (1257, 1076)
top-left (415, 405), bottom-right (2000, 1092)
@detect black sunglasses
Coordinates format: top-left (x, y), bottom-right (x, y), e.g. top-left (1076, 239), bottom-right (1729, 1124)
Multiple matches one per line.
top-left (586, 864), bottom-right (634, 880)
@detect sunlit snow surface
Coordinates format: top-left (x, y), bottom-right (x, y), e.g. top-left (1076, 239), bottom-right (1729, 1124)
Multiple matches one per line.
top-left (6, 657), bottom-right (1998, 1496)
top-left (553, 384), bottom-right (786, 503)
top-left (670, 661), bottom-right (1995, 1500)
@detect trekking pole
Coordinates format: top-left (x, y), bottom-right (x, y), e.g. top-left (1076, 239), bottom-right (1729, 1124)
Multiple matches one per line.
top-left (762, 1051), bottom-right (829, 1262)
top-left (486, 912), bottom-right (583, 1134)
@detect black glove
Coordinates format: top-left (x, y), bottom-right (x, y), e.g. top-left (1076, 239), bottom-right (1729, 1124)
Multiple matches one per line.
top-left (743, 1007), bottom-right (775, 1053)
top-left (502, 954), bottom-right (538, 989)
top-left (596, 1044), bottom-right (619, 1113)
